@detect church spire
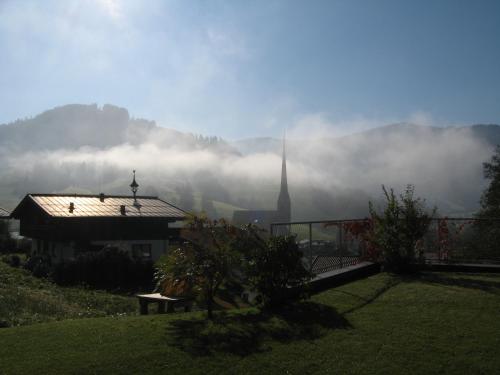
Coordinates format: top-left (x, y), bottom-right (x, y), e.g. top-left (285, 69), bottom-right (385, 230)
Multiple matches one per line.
top-left (277, 131), bottom-right (291, 222)
top-left (280, 130), bottom-right (288, 195)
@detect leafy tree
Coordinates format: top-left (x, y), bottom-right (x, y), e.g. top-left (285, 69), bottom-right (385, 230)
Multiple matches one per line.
top-left (478, 145), bottom-right (500, 218)
top-left (155, 216), bottom-right (240, 319)
top-left (369, 185), bottom-right (435, 273)
top-left (240, 226), bottom-right (312, 309)
top-left (475, 146), bottom-right (500, 258)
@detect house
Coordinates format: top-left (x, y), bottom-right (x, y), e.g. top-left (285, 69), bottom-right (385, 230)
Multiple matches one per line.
top-left (10, 173), bottom-right (188, 262)
top-left (0, 206), bottom-right (11, 247)
top-left (0, 206), bottom-right (10, 219)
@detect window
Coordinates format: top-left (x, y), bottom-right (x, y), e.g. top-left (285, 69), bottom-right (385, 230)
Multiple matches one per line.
top-left (132, 244), bottom-right (152, 260)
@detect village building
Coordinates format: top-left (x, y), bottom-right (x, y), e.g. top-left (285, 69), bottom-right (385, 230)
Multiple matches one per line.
top-left (10, 172), bottom-right (187, 262)
top-left (0, 206), bottom-right (10, 219)
top-left (0, 206), bottom-right (11, 249)
top-left (232, 137), bottom-right (291, 230)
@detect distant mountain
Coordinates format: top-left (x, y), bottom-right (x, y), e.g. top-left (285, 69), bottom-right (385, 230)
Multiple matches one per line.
top-left (466, 124), bottom-right (500, 147)
top-left (232, 137), bottom-right (282, 155)
top-left (1, 105), bottom-right (499, 219)
top-left (232, 123), bottom-right (500, 155)
top-left (0, 104), bottom-right (239, 155)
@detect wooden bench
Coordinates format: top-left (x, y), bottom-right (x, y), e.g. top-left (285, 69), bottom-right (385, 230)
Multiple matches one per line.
top-left (136, 293), bottom-right (194, 315)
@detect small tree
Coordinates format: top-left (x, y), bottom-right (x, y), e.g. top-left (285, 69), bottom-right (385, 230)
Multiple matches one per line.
top-left (475, 146), bottom-right (500, 258)
top-left (240, 225), bottom-right (312, 309)
top-left (155, 217), bottom-right (240, 319)
top-left (369, 185), bottom-right (434, 273)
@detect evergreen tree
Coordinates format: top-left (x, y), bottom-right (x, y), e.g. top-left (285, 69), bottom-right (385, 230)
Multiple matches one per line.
top-left (478, 145), bottom-right (500, 218)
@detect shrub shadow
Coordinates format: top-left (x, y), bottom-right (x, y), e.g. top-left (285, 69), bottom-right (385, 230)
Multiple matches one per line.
top-left (418, 272), bottom-right (500, 295)
top-left (165, 301), bottom-right (351, 356)
top-left (339, 277), bottom-right (402, 315)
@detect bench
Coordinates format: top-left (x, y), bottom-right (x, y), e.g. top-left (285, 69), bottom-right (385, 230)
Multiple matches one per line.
top-left (136, 293), bottom-right (194, 315)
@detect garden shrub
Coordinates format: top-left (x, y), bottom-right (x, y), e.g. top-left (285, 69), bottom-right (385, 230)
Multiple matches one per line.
top-left (243, 232), bottom-right (312, 309)
top-left (369, 185), bottom-right (435, 273)
top-left (24, 255), bottom-right (52, 278)
top-left (51, 248), bottom-right (154, 291)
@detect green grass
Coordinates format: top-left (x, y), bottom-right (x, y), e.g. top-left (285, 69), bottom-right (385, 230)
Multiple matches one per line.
top-left (0, 261), bottom-right (137, 327)
top-left (1, 271), bottom-right (499, 374)
top-left (290, 223), bottom-right (339, 241)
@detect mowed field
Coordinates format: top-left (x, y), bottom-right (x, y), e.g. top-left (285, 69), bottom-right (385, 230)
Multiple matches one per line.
top-left (1, 270), bottom-right (499, 374)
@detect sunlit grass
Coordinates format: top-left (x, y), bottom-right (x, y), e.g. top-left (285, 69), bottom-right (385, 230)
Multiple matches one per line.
top-left (1, 271), bottom-right (499, 374)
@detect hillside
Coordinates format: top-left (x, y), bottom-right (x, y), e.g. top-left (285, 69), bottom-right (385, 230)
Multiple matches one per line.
top-left (0, 261), bottom-right (137, 327)
top-left (1, 104), bottom-right (499, 219)
top-left (233, 123), bottom-right (500, 155)
top-left (0, 104), bottom-right (239, 154)
top-left (1, 272), bottom-right (499, 374)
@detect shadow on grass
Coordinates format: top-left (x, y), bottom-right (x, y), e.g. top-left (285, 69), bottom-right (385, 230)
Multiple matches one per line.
top-left (338, 277), bottom-right (402, 315)
top-left (165, 301), bottom-right (351, 356)
top-left (418, 272), bottom-right (500, 296)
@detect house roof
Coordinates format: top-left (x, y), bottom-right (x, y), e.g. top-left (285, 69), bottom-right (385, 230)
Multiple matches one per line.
top-left (0, 206), bottom-right (10, 218)
top-left (12, 194), bottom-right (187, 219)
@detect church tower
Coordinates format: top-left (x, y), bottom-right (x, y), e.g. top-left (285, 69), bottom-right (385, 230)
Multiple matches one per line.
top-left (277, 134), bottom-right (291, 222)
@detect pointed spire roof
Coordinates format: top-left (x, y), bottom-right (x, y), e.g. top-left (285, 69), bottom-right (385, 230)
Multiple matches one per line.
top-left (277, 130), bottom-right (291, 223)
top-left (280, 130), bottom-right (289, 195)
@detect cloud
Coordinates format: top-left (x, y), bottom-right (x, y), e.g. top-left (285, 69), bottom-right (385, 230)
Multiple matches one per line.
top-left (206, 28), bottom-right (251, 59)
top-left (94, 0), bottom-right (124, 21)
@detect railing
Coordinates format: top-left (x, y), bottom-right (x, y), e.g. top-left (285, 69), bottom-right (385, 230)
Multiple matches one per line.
top-left (270, 219), bottom-right (370, 275)
top-left (421, 218), bottom-right (500, 264)
top-left (270, 218), bottom-right (500, 274)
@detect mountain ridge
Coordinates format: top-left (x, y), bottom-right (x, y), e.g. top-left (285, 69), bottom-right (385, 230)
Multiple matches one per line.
top-left (0, 104), bottom-right (498, 219)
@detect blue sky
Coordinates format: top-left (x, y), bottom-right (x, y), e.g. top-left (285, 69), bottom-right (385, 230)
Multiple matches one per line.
top-left (1, 0), bottom-right (499, 139)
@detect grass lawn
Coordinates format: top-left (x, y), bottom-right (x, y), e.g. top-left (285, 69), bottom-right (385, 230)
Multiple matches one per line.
top-left (0, 261), bottom-right (138, 327)
top-left (1, 272), bottom-right (499, 374)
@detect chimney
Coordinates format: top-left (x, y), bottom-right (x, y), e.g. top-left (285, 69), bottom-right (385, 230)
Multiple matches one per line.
top-left (69, 202), bottom-right (74, 213)
top-left (120, 205), bottom-right (126, 215)
top-left (99, 193), bottom-right (105, 202)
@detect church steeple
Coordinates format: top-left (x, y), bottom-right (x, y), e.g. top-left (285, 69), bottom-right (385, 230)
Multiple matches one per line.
top-left (277, 131), bottom-right (291, 222)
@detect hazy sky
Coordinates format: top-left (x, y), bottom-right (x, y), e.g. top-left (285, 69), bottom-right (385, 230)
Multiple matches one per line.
top-left (1, 0), bottom-right (499, 139)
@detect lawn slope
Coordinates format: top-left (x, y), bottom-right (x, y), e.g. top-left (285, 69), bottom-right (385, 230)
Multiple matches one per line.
top-left (1, 272), bottom-right (499, 374)
top-left (0, 261), bottom-right (137, 327)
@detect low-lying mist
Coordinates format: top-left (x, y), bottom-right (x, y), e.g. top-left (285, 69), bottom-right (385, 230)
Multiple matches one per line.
top-left (1, 109), bottom-right (493, 220)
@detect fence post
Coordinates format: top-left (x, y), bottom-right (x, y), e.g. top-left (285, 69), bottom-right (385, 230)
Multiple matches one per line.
top-left (338, 223), bottom-right (343, 269)
top-left (309, 222), bottom-right (313, 273)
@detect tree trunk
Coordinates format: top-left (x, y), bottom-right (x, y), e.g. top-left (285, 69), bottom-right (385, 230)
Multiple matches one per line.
top-left (207, 298), bottom-right (213, 319)
top-left (206, 282), bottom-right (214, 320)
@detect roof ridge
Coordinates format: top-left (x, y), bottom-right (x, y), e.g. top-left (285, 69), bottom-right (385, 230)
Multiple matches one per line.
top-left (28, 193), bottom-right (159, 199)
